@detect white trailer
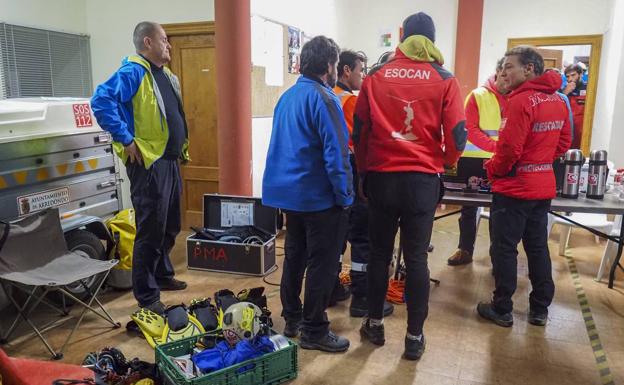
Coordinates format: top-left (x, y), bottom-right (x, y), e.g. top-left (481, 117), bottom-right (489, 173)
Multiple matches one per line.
top-left (0, 98), bottom-right (122, 305)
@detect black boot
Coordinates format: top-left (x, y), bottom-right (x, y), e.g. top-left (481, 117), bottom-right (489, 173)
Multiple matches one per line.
top-left (299, 331), bottom-right (350, 353)
top-left (477, 302), bottom-right (513, 327)
top-left (283, 319), bottom-right (301, 338)
top-left (359, 318), bottom-right (385, 346)
top-left (528, 308), bottom-right (548, 326)
top-left (403, 335), bottom-right (426, 360)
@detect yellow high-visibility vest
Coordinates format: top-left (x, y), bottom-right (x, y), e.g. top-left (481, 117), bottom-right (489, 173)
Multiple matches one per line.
top-left (463, 87), bottom-right (502, 159)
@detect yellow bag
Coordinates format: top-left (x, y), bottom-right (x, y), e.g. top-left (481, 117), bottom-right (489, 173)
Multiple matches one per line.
top-left (106, 209), bottom-right (136, 289)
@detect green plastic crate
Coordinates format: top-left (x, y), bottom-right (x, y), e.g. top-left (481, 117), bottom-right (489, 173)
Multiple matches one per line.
top-left (155, 332), bottom-right (298, 385)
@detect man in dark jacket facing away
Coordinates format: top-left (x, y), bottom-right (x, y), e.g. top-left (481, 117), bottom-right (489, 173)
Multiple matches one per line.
top-left (353, 12), bottom-right (466, 360)
top-left (262, 36), bottom-right (354, 353)
top-left (477, 46), bottom-right (571, 328)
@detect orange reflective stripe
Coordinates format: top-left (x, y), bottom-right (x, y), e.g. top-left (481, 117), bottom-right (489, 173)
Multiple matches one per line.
top-left (14, 171), bottom-right (27, 185)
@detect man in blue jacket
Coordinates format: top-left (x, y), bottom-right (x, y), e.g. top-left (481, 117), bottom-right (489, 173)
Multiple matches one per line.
top-left (91, 22), bottom-right (189, 314)
top-left (262, 36), bottom-right (354, 353)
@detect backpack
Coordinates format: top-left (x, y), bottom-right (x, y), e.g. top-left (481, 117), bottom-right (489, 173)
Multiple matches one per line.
top-left (106, 209), bottom-right (136, 289)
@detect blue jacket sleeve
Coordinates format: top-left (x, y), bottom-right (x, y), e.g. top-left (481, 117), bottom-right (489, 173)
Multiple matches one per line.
top-left (90, 63), bottom-right (143, 146)
top-left (315, 92), bottom-right (354, 207)
top-left (557, 92), bottom-right (575, 144)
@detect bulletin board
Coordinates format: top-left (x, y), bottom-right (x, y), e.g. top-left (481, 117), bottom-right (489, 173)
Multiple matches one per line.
top-left (251, 15), bottom-right (303, 117)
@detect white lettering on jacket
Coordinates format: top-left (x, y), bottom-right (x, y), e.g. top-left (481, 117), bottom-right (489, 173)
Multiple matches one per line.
top-left (532, 120), bottom-right (564, 133)
top-left (517, 163), bottom-right (553, 173)
top-left (528, 93), bottom-right (565, 107)
top-left (384, 68), bottom-right (431, 80)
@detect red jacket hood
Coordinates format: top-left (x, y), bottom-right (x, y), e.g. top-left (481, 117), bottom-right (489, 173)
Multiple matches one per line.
top-left (483, 75), bottom-right (505, 98)
top-left (509, 70), bottom-right (562, 97)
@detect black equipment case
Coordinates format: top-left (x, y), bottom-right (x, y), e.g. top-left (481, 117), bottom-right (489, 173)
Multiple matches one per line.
top-left (186, 194), bottom-right (277, 276)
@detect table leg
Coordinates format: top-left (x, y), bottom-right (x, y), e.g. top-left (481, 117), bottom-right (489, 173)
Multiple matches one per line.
top-left (608, 218), bottom-right (624, 289)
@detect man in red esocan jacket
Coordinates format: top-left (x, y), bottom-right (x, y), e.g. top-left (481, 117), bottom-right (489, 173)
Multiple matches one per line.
top-left (353, 12), bottom-right (466, 360)
top-left (477, 46), bottom-right (571, 328)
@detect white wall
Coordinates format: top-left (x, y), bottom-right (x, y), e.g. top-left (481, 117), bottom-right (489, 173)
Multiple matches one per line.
top-left (479, 0), bottom-right (613, 84)
top-left (599, 0), bottom-right (624, 167)
top-left (86, 0), bottom-right (215, 86)
top-left (85, 0), bottom-right (215, 207)
top-left (0, 0), bottom-right (87, 34)
top-left (251, 0), bottom-right (339, 39)
top-left (252, 117), bottom-right (273, 197)
top-left (480, 0), bottom-right (623, 166)
top-left (335, 0), bottom-right (458, 72)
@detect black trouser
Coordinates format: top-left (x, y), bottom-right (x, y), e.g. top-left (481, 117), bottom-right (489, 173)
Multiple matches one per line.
top-left (489, 193), bottom-right (554, 315)
top-left (127, 158), bottom-right (181, 307)
top-left (332, 154), bottom-right (369, 298)
top-left (458, 206), bottom-right (478, 254)
top-left (281, 207), bottom-right (349, 339)
top-left (346, 154), bottom-right (369, 297)
top-left (366, 172), bottom-right (439, 336)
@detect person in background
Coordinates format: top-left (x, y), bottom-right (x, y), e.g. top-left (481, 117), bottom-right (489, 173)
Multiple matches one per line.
top-left (447, 58), bottom-right (508, 266)
top-left (354, 12), bottom-right (466, 360)
top-left (91, 21), bottom-right (189, 315)
top-left (331, 50), bottom-right (394, 318)
top-left (262, 36), bottom-right (354, 353)
top-left (478, 46), bottom-right (571, 328)
top-left (561, 63), bottom-right (587, 149)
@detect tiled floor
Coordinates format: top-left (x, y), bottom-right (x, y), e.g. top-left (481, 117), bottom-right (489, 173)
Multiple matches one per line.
top-left (2, 208), bottom-right (624, 385)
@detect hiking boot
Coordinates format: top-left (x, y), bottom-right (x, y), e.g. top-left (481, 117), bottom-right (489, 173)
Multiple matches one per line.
top-left (350, 296), bottom-right (394, 318)
top-left (528, 309), bottom-right (548, 326)
top-left (143, 300), bottom-right (166, 315)
top-left (283, 319), bottom-right (301, 338)
top-left (477, 302), bottom-right (513, 327)
top-left (328, 284), bottom-right (351, 307)
top-left (158, 278), bottom-right (187, 291)
top-left (403, 335), bottom-right (426, 360)
top-left (299, 331), bottom-right (350, 353)
top-left (447, 249), bottom-right (473, 266)
top-left (359, 319), bottom-right (385, 346)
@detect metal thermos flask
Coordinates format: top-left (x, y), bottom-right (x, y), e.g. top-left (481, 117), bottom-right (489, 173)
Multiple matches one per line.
top-left (587, 150), bottom-right (608, 199)
top-left (561, 149), bottom-right (584, 199)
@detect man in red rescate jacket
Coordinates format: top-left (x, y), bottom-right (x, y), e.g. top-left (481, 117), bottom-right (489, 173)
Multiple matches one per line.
top-left (477, 46), bottom-right (571, 328)
top-left (353, 12), bottom-right (466, 360)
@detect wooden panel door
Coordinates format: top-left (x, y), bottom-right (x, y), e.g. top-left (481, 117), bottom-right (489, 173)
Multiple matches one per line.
top-left (537, 48), bottom-right (563, 70)
top-left (165, 24), bottom-right (218, 228)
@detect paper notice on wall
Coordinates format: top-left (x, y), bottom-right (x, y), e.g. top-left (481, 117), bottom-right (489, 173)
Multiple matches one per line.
top-left (251, 15), bottom-right (284, 87)
top-left (220, 201), bottom-right (254, 227)
top-left (379, 28), bottom-right (392, 47)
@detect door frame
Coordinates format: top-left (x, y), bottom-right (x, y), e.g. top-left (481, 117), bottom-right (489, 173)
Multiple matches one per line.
top-left (163, 21), bottom-right (215, 36)
top-left (507, 34), bottom-right (602, 155)
top-left (162, 21), bottom-right (217, 228)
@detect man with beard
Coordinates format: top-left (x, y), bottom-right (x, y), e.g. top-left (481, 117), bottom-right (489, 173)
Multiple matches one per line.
top-left (478, 46), bottom-right (571, 328)
top-left (562, 63), bottom-right (587, 149)
top-left (262, 36), bottom-right (354, 353)
top-left (331, 50), bottom-right (395, 317)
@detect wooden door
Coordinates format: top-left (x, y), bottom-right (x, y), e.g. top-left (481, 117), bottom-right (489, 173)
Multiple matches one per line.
top-left (537, 48), bottom-right (563, 70)
top-left (165, 22), bottom-right (218, 228)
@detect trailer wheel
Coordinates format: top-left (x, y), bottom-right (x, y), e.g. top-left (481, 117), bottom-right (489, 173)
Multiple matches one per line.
top-left (63, 230), bottom-right (107, 301)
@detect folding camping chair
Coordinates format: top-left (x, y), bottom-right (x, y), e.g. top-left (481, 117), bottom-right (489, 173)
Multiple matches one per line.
top-left (0, 208), bottom-right (120, 359)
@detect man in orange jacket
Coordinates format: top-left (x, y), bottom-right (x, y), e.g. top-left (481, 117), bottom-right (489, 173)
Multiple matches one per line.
top-left (332, 50), bottom-right (394, 318)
